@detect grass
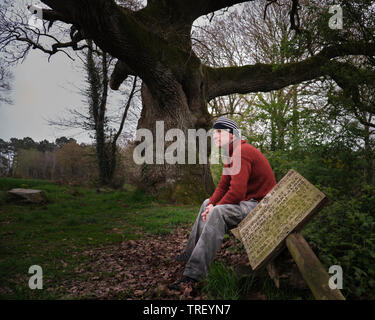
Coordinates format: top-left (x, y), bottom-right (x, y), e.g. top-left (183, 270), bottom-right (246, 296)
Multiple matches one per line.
top-left (1, 177), bottom-right (315, 300)
top-left (202, 262), bottom-right (241, 300)
top-left (0, 177), bottom-right (199, 299)
top-left (202, 261), bottom-right (313, 300)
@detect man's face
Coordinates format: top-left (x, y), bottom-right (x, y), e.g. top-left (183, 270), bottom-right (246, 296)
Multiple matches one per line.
top-left (213, 129), bottom-right (234, 147)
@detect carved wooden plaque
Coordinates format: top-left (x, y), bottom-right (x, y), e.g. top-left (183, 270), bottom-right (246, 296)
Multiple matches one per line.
top-left (231, 169), bottom-right (328, 271)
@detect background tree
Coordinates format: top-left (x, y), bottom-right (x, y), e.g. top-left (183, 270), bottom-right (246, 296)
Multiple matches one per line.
top-left (0, 0), bottom-right (14, 106)
top-left (2, 136), bottom-right (99, 183)
top-left (55, 136), bottom-right (77, 148)
top-left (13, 148), bottom-right (44, 179)
top-left (0, 138), bottom-right (12, 176)
top-left (48, 39), bottom-right (140, 187)
top-left (55, 140), bottom-right (97, 184)
top-left (0, 57), bottom-right (13, 106)
top-left (324, 56), bottom-right (375, 185)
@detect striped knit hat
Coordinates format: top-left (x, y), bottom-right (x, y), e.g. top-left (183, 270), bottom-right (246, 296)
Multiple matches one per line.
top-left (212, 116), bottom-right (240, 138)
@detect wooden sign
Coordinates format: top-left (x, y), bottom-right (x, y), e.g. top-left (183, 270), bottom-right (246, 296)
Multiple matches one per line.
top-left (231, 169), bottom-right (328, 271)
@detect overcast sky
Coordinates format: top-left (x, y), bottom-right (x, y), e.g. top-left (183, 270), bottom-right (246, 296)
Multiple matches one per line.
top-left (0, 43), bottom-right (143, 145)
top-left (0, 48), bottom-right (95, 143)
top-left (0, 0), bottom-right (140, 145)
top-left (0, 5), bottom-right (142, 145)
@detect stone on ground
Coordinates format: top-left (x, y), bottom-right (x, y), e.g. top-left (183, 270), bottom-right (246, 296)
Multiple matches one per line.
top-left (7, 188), bottom-right (47, 204)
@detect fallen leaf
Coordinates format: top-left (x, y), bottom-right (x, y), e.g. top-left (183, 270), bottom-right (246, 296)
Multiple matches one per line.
top-left (134, 289), bottom-right (145, 296)
top-left (128, 240), bottom-right (136, 246)
top-left (60, 260), bottom-right (68, 268)
top-left (183, 286), bottom-right (192, 297)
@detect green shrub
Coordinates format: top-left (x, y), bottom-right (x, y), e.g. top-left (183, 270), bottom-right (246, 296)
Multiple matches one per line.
top-left (303, 184), bottom-right (375, 299)
top-left (264, 144), bottom-right (367, 192)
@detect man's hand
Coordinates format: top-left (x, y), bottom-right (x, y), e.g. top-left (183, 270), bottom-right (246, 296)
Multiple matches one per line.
top-left (202, 204), bottom-right (214, 222)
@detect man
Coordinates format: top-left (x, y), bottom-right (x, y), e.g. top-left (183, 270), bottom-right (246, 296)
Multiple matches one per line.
top-left (168, 116), bottom-right (276, 289)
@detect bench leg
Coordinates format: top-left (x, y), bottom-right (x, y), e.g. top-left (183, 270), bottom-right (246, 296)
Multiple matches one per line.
top-left (285, 232), bottom-right (345, 300)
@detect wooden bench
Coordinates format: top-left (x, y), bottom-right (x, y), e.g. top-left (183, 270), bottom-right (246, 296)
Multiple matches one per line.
top-left (231, 169), bottom-right (345, 300)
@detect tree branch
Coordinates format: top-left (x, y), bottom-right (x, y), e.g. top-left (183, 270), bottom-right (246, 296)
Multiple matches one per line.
top-left (109, 60), bottom-right (136, 90)
top-left (113, 76), bottom-right (138, 145)
top-left (181, 0), bottom-right (251, 22)
top-left (205, 41), bottom-right (375, 100)
top-left (39, 8), bottom-right (74, 26)
top-left (144, 0), bottom-right (252, 24)
top-left (40, 0), bottom-right (193, 85)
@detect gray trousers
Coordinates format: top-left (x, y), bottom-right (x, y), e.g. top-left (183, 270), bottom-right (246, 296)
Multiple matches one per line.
top-left (182, 198), bottom-right (258, 280)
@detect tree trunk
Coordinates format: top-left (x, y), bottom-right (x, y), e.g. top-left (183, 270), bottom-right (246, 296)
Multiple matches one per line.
top-left (292, 88), bottom-right (299, 150)
top-left (135, 83), bottom-right (215, 203)
top-left (270, 115), bottom-right (277, 151)
top-left (364, 124), bottom-right (373, 185)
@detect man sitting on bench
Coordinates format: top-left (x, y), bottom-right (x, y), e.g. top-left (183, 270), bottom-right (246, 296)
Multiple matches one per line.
top-left (169, 116), bottom-right (277, 289)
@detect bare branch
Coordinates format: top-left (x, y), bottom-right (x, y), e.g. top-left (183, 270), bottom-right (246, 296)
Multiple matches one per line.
top-left (289, 0), bottom-right (300, 32)
top-left (109, 60), bottom-right (136, 90)
top-left (113, 76), bottom-right (138, 145)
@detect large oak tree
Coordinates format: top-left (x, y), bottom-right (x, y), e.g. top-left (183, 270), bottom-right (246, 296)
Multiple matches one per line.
top-left (3, 0), bottom-right (375, 200)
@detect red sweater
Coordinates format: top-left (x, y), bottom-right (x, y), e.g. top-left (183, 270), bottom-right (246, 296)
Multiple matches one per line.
top-left (209, 139), bottom-right (276, 205)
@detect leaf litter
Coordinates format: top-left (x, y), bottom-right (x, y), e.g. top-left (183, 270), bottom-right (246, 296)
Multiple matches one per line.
top-left (59, 227), bottom-right (251, 300)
